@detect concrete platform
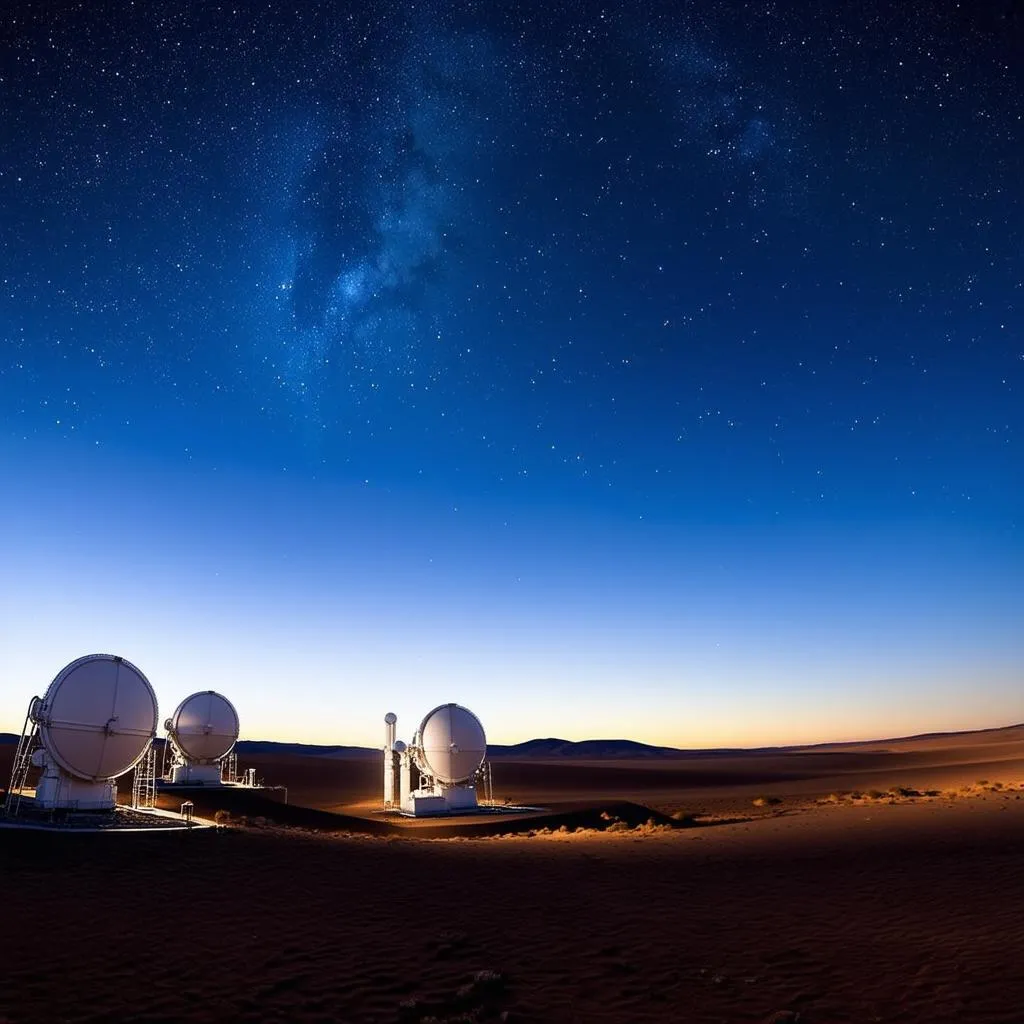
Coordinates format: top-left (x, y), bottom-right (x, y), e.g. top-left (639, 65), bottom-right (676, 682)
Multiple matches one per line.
top-left (0, 798), bottom-right (215, 832)
top-left (339, 799), bottom-right (548, 829)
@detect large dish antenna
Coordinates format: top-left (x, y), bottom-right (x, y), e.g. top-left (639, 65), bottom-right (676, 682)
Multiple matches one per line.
top-left (166, 691), bottom-right (239, 763)
top-left (414, 703), bottom-right (486, 785)
top-left (34, 654), bottom-right (158, 782)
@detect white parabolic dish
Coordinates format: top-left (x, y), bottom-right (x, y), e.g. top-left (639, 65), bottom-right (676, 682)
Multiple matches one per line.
top-left (416, 703), bottom-right (486, 785)
top-left (168, 690), bottom-right (239, 762)
top-left (34, 654), bottom-right (158, 782)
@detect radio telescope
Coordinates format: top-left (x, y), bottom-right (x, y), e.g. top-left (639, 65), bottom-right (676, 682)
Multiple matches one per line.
top-left (383, 704), bottom-right (492, 816)
top-left (161, 690), bottom-right (241, 785)
top-left (4, 654), bottom-right (158, 813)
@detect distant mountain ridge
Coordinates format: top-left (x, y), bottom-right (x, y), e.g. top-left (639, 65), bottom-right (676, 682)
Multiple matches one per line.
top-left (0, 735), bottom-right (694, 757)
top-left (232, 737), bottom-right (698, 759)
top-left (244, 724), bottom-right (1024, 760)
top-left (2, 725), bottom-right (1022, 759)
top-left (0, 734), bottom-right (382, 759)
top-left (487, 737), bottom-right (686, 758)
top-left (236, 740), bottom-right (379, 759)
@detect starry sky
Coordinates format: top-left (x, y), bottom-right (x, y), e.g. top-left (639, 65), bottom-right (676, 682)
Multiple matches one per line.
top-left (1, 0), bottom-right (1021, 748)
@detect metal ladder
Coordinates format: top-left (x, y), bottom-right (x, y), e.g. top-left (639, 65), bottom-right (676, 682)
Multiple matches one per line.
top-left (220, 750), bottom-right (238, 784)
top-left (4, 697), bottom-right (42, 815)
top-left (132, 744), bottom-right (157, 809)
top-left (160, 734), bottom-right (176, 781)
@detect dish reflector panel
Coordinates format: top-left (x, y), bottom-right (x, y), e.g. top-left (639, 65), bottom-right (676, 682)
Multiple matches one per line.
top-left (416, 703), bottom-right (486, 785)
top-left (36, 654), bottom-right (158, 782)
top-left (169, 691), bottom-right (239, 762)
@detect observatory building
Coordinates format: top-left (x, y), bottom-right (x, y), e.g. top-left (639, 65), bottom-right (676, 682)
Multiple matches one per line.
top-left (160, 690), bottom-right (246, 786)
top-left (383, 704), bottom-right (492, 816)
top-left (4, 654), bottom-right (159, 813)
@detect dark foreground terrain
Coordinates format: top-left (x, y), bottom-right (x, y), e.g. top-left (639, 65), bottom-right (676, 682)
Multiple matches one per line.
top-left (3, 726), bottom-right (1024, 1022)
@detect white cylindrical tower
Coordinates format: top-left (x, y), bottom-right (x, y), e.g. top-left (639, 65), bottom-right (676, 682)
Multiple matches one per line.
top-left (383, 712), bottom-right (398, 807)
top-left (396, 741), bottom-right (412, 810)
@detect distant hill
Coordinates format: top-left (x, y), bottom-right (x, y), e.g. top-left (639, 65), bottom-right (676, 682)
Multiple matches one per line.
top-left (236, 738), bottom-right (694, 760)
top-left (3, 726), bottom-right (1021, 759)
top-left (0, 733), bottom-right (693, 758)
top-left (235, 739), bottom-right (379, 759)
top-left (0, 734), bottom-right (380, 758)
top-left (0, 732), bottom-right (827, 759)
top-left (487, 737), bottom-right (689, 759)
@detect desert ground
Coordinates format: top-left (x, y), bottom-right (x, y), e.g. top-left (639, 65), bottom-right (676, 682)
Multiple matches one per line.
top-left (3, 725), bottom-right (1024, 1023)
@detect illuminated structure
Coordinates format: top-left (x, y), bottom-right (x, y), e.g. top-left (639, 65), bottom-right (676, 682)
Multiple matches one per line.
top-left (383, 704), bottom-right (492, 816)
top-left (5, 654), bottom-right (158, 813)
top-left (161, 690), bottom-right (244, 785)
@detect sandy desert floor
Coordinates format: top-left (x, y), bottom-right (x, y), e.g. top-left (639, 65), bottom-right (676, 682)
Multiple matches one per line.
top-left (3, 726), bottom-right (1024, 1023)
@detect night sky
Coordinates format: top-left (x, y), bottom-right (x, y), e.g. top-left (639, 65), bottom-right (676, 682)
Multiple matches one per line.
top-left (2, 1), bottom-right (1021, 747)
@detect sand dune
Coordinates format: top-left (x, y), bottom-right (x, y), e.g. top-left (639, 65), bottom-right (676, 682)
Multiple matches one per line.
top-left (4, 795), bottom-right (1024, 1023)
top-left (3, 724), bottom-right (1024, 1022)
top-left (230, 723), bottom-right (1024, 818)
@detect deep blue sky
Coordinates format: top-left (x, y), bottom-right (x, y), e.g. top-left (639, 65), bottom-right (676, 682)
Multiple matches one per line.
top-left (1, 1), bottom-right (1020, 746)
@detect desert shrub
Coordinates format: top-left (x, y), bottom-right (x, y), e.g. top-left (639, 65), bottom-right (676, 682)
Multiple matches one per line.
top-left (752, 795), bottom-right (782, 808)
top-left (213, 809), bottom-right (232, 825)
top-left (865, 789), bottom-right (884, 800)
top-left (977, 779), bottom-right (989, 786)
top-left (643, 821), bottom-right (673, 834)
top-left (633, 817), bottom-right (671, 834)
top-left (889, 787), bottom-right (919, 798)
top-left (605, 820), bottom-right (631, 832)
